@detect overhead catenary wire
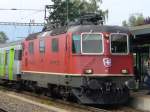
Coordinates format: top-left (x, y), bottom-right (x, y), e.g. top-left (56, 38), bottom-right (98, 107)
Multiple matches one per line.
top-left (0, 8), bottom-right (44, 11)
top-left (0, 7), bottom-right (45, 41)
top-left (66, 0), bottom-right (69, 24)
top-left (0, 8), bottom-right (46, 24)
top-left (0, 22), bottom-right (44, 26)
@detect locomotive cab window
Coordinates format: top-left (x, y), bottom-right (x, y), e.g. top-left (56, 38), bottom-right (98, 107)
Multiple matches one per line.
top-left (81, 33), bottom-right (103, 54)
top-left (72, 35), bottom-right (81, 53)
top-left (110, 33), bottom-right (128, 54)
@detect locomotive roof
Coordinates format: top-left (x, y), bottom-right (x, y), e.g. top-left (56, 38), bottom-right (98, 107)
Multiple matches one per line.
top-left (26, 25), bottom-right (130, 40)
top-left (68, 25), bottom-right (130, 34)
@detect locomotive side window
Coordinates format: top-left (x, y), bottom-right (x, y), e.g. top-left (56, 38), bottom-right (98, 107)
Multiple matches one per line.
top-left (52, 38), bottom-right (59, 52)
top-left (39, 40), bottom-right (45, 53)
top-left (110, 33), bottom-right (128, 54)
top-left (72, 35), bottom-right (81, 53)
top-left (81, 33), bottom-right (103, 54)
top-left (29, 42), bottom-right (34, 54)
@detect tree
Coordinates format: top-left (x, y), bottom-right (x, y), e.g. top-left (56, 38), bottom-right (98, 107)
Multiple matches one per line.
top-left (0, 32), bottom-right (8, 43)
top-left (48, 0), bottom-right (108, 26)
top-left (128, 15), bottom-right (137, 26)
top-left (136, 14), bottom-right (145, 25)
top-left (122, 13), bottom-right (144, 27)
top-left (122, 20), bottom-right (128, 27)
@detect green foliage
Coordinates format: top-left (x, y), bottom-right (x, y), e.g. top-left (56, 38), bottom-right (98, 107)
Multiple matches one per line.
top-left (0, 32), bottom-right (8, 43)
top-left (136, 14), bottom-right (145, 25)
top-left (48, 0), bottom-right (108, 26)
top-left (122, 20), bottom-right (128, 27)
top-left (122, 13), bottom-right (144, 27)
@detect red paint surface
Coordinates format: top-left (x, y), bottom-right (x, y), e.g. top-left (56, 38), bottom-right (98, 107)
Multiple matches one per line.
top-left (22, 32), bottom-right (134, 76)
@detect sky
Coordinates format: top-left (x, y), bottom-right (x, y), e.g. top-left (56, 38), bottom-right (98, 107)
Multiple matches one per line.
top-left (0, 0), bottom-right (51, 23)
top-left (0, 0), bottom-right (149, 41)
top-left (0, 0), bottom-right (51, 41)
top-left (101, 0), bottom-right (150, 25)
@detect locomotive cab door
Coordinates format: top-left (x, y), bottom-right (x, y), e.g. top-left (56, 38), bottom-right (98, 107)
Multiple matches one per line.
top-left (65, 33), bottom-right (71, 73)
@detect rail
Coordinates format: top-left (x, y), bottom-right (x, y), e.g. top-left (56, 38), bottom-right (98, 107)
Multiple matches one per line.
top-left (0, 85), bottom-right (143, 112)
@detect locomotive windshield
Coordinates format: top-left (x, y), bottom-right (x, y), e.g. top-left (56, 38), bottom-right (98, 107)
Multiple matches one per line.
top-left (81, 33), bottom-right (103, 54)
top-left (110, 33), bottom-right (128, 54)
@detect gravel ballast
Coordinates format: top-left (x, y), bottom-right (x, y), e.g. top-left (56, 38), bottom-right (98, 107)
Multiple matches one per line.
top-left (0, 90), bottom-right (67, 112)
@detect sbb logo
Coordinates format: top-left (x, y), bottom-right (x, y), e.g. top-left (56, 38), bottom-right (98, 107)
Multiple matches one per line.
top-left (103, 58), bottom-right (112, 67)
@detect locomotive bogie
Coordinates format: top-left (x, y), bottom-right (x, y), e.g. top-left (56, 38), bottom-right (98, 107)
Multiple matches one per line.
top-left (21, 72), bottom-right (132, 104)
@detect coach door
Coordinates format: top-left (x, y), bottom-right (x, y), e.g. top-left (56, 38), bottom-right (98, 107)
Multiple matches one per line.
top-left (9, 49), bottom-right (15, 80)
top-left (0, 51), bottom-right (6, 77)
top-left (5, 49), bottom-right (15, 80)
top-left (14, 49), bottom-right (22, 77)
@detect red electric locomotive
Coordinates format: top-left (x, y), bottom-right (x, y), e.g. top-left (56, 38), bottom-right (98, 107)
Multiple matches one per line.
top-left (21, 14), bottom-right (134, 104)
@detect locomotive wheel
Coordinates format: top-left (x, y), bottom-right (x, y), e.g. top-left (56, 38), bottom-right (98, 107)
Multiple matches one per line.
top-left (62, 94), bottom-right (68, 101)
top-left (12, 81), bottom-right (23, 92)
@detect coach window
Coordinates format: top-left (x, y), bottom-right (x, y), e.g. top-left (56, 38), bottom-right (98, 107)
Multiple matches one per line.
top-left (0, 53), bottom-right (1, 65)
top-left (29, 42), bottom-right (34, 54)
top-left (39, 40), bottom-right (45, 53)
top-left (5, 50), bottom-right (9, 65)
top-left (72, 35), bottom-right (81, 53)
top-left (52, 38), bottom-right (59, 52)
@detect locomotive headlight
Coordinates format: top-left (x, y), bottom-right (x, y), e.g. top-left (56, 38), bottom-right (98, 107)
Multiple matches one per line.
top-left (121, 69), bottom-right (128, 74)
top-left (84, 69), bottom-right (93, 74)
top-left (105, 34), bottom-right (109, 38)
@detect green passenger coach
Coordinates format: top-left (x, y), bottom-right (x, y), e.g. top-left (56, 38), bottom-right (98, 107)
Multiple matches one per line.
top-left (0, 40), bottom-right (22, 80)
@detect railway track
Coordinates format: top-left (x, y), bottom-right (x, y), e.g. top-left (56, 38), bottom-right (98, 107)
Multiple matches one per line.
top-left (18, 90), bottom-right (145, 112)
top-left (0, 85), bottom-right (111, 112)
top-left (0, 109), bottom-right (7, 112)
top-left (0, 85), bottom-right (144, 112)
top-left (106, 106), bottom-right (144, 112)
top-left (14, 91), bottom-right (111, 112)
